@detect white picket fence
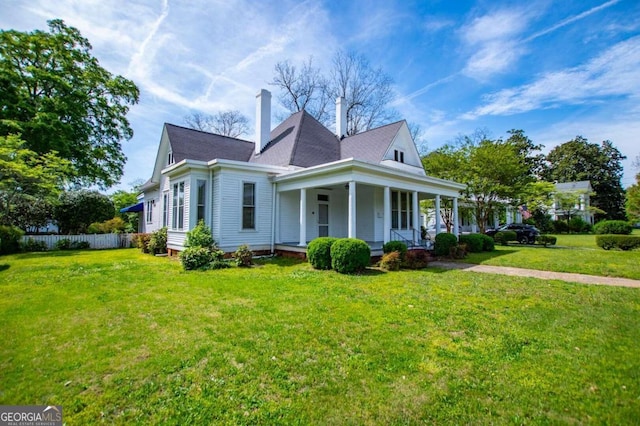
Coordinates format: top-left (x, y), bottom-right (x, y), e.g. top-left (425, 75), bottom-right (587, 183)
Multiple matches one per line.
top-left (22, 233), bottom-right (135, 250)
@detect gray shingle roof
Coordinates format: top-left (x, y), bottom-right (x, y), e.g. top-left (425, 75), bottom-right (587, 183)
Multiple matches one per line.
top-left (340, 121), bottom-right (404, 162)
top-left (250, 111), bottom-right (341, 167)
top-left (164, 114), bottom-right (401, 168)
top-left (165, 123), bottom-right (254, 163)
top-left (555, 181), bottom-right (592, 191)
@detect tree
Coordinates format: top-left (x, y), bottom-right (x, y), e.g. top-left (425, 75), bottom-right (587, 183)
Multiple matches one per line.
top-left (0, 135), bottom-right (70, 229)
top-left (543, 137), bottom-right (626, 220)
top-left (0, 20), bottom-right (139, 188)
top-left (422, 130), bottom-right (540, 233)
top-left (110, 189), bottom-right (140, 233)
top-left (271, 51), bottom-right (398, 135)
top-left (626, 155), bottom-right (640, 222)
top-left (54, 190), bottom-right (115, 234)
top-left (184, 110), bottom-right (250, 138)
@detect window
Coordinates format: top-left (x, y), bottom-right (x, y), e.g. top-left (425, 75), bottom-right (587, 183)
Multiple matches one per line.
top-left (393, 149), bottom-right (405, 163)
top-left (196, 180), bottom-right (206, 223)
top-left (391, 191), bottom-right (413, 230)
top-left (162, 193), bottom-right (168, 227)
top-left (167, 150), bottom-right (174, 165)
top-left (146, 200), bottom-right (154, 223)
top-left (242, 182), bottom-right (255, 229)
top-left (172, 182), bottom-right (184, 230)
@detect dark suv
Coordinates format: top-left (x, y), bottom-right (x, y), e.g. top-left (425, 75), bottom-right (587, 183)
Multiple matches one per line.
top-left (485, 224), bottom-right (540, 244)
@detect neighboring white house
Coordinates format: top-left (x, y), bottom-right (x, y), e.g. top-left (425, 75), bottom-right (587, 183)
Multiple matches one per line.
top-left (549, 180), bottom-right (594, 224)
top-left (139, 89), bottom-right (466, 255)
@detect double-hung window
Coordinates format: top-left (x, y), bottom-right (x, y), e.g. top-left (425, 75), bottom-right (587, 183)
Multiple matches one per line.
top-left (172, 182), bottom-right (184, 230)
top-left (242, 182), bottom-right (255, 230)
top-left (196, 180), bottom-right (206, 223)
top-left (391, 190), bottom-right (413, 230)
top-left (146, 200), bottom-right (153, 223)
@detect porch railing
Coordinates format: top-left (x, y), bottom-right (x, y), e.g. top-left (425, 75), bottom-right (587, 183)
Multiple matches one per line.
top-left (389, 229), bottom-right (433, 250)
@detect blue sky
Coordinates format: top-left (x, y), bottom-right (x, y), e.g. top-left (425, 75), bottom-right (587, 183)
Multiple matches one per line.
top-left (2, 0), bottom-right (639, 189)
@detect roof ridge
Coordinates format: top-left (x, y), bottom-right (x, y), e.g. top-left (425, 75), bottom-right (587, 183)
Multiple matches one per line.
top-left (288, 110), bottom-right (307, 164)
top-left (342, 119), bottom-right (405, 139)
top-left (164, 122), bottom-right (254, 145)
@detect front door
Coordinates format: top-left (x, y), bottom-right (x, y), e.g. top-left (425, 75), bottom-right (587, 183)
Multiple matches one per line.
top-left (317, 194), bottom-right (329, 237)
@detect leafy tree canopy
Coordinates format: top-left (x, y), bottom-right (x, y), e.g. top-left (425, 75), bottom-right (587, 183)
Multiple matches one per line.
top-left (54, 190), bottom-right (114, 234)
top-left (0, 135), bottom-right (70, 228)
top-left (0, 19), bottom-right (139, 188)
top-left (542, 137), bottom-right (626, 220)
top-left (422, 129), bottom-right (541, 232)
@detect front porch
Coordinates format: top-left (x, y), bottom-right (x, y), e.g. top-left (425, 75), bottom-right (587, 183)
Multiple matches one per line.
top-left (272, 166), bottom-right (464, 254)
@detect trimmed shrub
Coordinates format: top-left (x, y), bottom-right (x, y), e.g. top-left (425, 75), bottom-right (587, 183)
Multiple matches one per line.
top-left (450, 243), bottom-right (467, 259)
top-left (404, 249), bottom-right (429, 269)
top-left (382, 241), bottom-right (408, 261)
top-left (379, 251), bottom-right (402, 271)
top-left (536, 235), bottom-right (557, 247)
top-left (307, 237), bottom-right (338, 270)
top-left (148, 227), bottom-right (168, 254)
top-left (458, 234), bottom-right (484, 253)
top-left (180, 247), bottom-right (214, 270)
top-left (234, 244), bottom-right (253, 267)
top-left (596, 235), bottom-right (640, 251)
top-left (71, 241), bottom-right (90, 250)
top-left (480, 234), bottom-right (495, 252)
top-left (134, 233), bottom-right (152, 253)
top-left (552, 220), bottom-right (569, 234)
top-left (594, 220), bottom-right (632, 235)
top-left (55, 239), bottom-right (90, 250)
top-left (434, 232), bottom-right (458, 257)
top-left (0, 225), bottom-right (24, 254)
top-left (568, 217), bottom-right (592, 233)
top-left (55, 238), bottom-right (71, 250)
top-left (330, 238), bottom-right (370, 274)
top-left (186, 220), bottom-right (215, 248)
top-left (494, 230), bottom-right (517, 246)
top-left (22, 238), bottom-right (48, 252)
top-left (208, 259), bottom-right (231, 270)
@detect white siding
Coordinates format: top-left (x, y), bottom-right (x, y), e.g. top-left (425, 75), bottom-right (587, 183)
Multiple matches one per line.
top-left (143, 188), bottom-right (160, 233)
top-left (167, 230), bottom-right (187, 250)
top-left (356, 185), bottom-right (375, 241)
top-left (212, 170), bottom-right (222, 242)
top-left (217, 168), bottom-right (273, 252)
top-left (278, 190), bottom-right (299, 243)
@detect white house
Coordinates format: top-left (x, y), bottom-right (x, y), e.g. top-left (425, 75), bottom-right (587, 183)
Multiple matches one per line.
top-left (139, 89), bottom-right (466, 256)
top-left (549, 180), bottom-right (594, 224)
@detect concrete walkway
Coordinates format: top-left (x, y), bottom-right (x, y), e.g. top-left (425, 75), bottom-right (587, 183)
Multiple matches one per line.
top-left (430, 261), bottom-right (640, 288)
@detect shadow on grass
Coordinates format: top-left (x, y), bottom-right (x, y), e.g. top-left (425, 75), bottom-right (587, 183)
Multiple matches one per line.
top-left (14, 250), bottom-right (87, 260)
top-left (446, 248), bottom-right (518, 265)
top-left (0, 264), bottom-right (9, 272)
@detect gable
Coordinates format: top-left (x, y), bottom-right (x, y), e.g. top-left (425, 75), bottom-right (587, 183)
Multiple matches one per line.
top-left (381, 122), bottom-right (423, 168)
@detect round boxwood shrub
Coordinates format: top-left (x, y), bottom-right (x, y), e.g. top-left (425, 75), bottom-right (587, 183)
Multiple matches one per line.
top-left (494, 230), bottom-right (517, 245)
top-left (179, 246), bottom-right (224, 270)
top-left (307, 237), bottom-right (338, 270)
top-left (594, 220), bottom-right (632, 235)
top-left (458, 234), bottom-right (484, 253)
top-left (382, 241), bottom-right (408, 261)
top-left (480, 234), bottom-right (495, 251)
top-left (596, 235), bottom-right (640, 251)
top-left (536, 235), bottom-right (557, 247)
top-left (434, 232), bottom-right (458, 257)
top-left (330, 238), bottom-right (370, 274)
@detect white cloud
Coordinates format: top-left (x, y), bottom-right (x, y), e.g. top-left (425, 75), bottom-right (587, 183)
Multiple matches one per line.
top-left (462, 35), bottom-right (640, 119)
top-left (460, 8), bottom-right (530, 78)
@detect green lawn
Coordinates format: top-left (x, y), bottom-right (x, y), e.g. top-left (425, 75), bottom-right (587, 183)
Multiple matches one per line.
top-left (1, 249), bottom-right (639, 424)
top-left (464, 233), bottom-right (640, 280)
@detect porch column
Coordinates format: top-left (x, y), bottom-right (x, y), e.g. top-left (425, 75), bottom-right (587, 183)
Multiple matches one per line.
top-left (299, 188), bottom-right (307, 246)
top-left (435, 195), bottom-right (441, 235)
top-left (494, 211), bottom-right (500, 229)
top-left (274, 191), bottom-right (281, 244)
top-left (453, 197), bottom-right (459, 238)
top-left (412, 191), bottom-right (419, 240)
top-left (506, 207), bottom-right (512, 225)
top-left (348, 181), bottom-right (356, 238)
top-left (383, 186), bottom-right (391, 244)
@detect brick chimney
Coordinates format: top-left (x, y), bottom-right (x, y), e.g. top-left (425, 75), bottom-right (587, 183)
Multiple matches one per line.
top-left (255, 89), bottom-right (271, 154)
